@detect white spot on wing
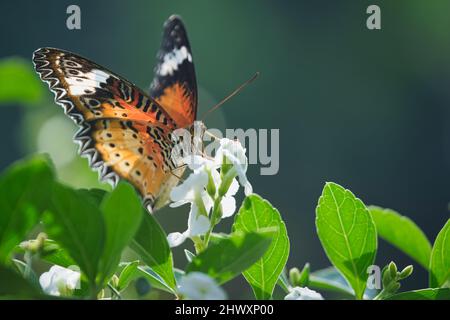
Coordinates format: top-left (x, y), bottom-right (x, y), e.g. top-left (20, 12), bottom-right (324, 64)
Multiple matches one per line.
top-left (67, 69), bottom-right (111, 96)
top-left (159, 46), bottom-right (192, 76)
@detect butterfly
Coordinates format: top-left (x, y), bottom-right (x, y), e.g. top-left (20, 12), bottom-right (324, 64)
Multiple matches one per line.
top-left (33, 15), bottom-right (199, 213)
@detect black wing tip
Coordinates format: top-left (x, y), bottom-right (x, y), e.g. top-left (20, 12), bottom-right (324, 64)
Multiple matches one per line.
top-left (166, 14), bottom-right (183, 23)
top-left (164, 14), bottom-right (186, 29)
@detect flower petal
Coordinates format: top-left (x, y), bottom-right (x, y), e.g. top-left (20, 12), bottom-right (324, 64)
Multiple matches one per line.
top-left (178, 272), bottom-right (227, 300)
top-left (183, 155), bottom-right (215, 171)
top-left (39, 265), bottom-right (80, 297)
top-left (167, 232), bottom-right (187, 248)
top-left (221, 196), bottom-right (236, 218)
top-left (187, 206), bottom-right (211, 236)
top-left (226, 178), bottom-right (239, 197)
top-left (284, 286), bottom-right (324, 300)
top-left (170, 170), bottom-right (208, 203)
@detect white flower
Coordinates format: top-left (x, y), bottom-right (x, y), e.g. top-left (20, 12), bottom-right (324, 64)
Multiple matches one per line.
top-left (168, 137), bottom-right (253, 247)
top-left (215, 138), bottom-right (253, 196)
top-left (178, 272), bottom-right (227, 300)
top-left (167, 203), bottom-right (211, 247)
top-left (170, 169), bottom-right (208, 206)
top-left (168, 170), bottom-right (212, 247)
top-left (284, 286), bottom-right (324, 300)
top-left (39, 265), bottom-right (80, 297)
top-left (182, 154), bottom-right (216, 172)
top-left (181, 142), bottom-right (245, 219)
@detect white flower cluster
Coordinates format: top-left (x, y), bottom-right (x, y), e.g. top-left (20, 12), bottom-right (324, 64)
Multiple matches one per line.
top-left (168, 138), bottom-right (253, 248)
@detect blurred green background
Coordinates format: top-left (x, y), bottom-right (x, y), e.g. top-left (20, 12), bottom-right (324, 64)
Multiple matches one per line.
top-left (0, 0), bottom-right (449, 298)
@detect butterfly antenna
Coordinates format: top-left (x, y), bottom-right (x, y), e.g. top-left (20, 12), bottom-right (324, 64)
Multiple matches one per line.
top-left (200, 72), bottom-right (260, 121)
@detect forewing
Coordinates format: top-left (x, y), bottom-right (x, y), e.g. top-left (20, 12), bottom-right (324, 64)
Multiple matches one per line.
top-left (33, 47), bottom-right (177, 128)
top-left (33, 47), bottom-right (182, 211)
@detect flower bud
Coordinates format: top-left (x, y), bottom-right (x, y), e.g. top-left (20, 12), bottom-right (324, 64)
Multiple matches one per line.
top-left (289, 268), bottom-right (301, 286)
top-left (399, 265), bottom-right (413, 279)
top-left (111, 274), bottom-right (120, 289)
top-left (298, 263), bottom-right (310, 287)
top-left (382, 267), bottom-right (392, 287)
top-left (218, 169), bottom-right (237, 197)
top-left (20, 232), bottom-right (48, 254)
top-left (206, 169), bottom-right (216, 197)
top-left (97, 289), bottom-right (105, 299)
top-left (388, 261), bottom-right (397, 279)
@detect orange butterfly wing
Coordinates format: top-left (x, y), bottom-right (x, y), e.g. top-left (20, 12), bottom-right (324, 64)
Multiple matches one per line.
top-left (33, 17), bottom-right (198, 211)
top-left (33, 47), bottom-right (182, 211)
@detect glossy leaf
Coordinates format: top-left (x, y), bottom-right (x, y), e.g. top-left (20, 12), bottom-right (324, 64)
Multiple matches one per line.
top-left (98, 182), bottom-right (142, 285)
top-left (130, 213), bottom-right (176, 292)
top-left (117, 261), bottom-right (139, 291)
top-left (0, 155), bottom-right (54, 263)
top-left (187, 231), bottom-right (272, 285)
top-left (429, 219), bottom-right (450, 288)
top-left (386, 288), bottom-right (450, 300)
top-left (369, 206), bottom-right (431, 269)
top-left (43, 182), bottom-right (105, 289)
top-left (316, 182), bottom-right (377, 300)
top-left (0, 58), bottom-right (43, 104)
top-left (233, 194), bottom-right (289, 299)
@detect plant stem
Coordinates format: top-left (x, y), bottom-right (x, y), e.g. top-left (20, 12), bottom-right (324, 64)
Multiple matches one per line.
top-left (203, 196), bottom-right (223, 247)
top-left (23, 251), bottom-right (33, 280)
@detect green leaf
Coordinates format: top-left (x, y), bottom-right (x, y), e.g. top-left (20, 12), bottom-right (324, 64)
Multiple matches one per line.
top-left (135, 266), bottom-right (176, 294)
top-left (233, 194), bottom-right (290, 299)
top-left (15, 239), bottom-right (76, 267)
top-left (130, 213), bottom-right (176, 292)
top-left (385, 288), bottom-right (450, 300)
top-left (0, 155), bottom-right (54, 263)
top-left (0, 265), bottom-right (41, 298)
top-left (369, 206), bottom-right (432, 269)
top-left (43, 182), bottom-right (105, 290)
top-left (78, 188), bottom-right (107, 206)
top-left (429, 219), bottom-right (450, 288)
top-left (97, 182), bottom-right (142, 285)
top-left (315, 182), bottom-right (377, 300)
top-left (187, 231), bottom-right (273, 285)
top-left (117, 260), bottom-right (139, 291)
top-left (277, 269), bottom-right (291, 293)
top-left (0, 58), bottom-right (43, 104)
top-left (309, 267), bottom-right (355, 297)
top-left (39, 239), bottom-right (76, 267)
